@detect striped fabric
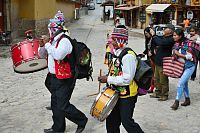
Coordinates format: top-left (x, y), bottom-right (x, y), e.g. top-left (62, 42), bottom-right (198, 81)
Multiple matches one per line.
top-left (111, 28), bottom-right (128, 40)
top-left (174, 40), bottom-right (199, 54)
top-left (163, 57), bottom-right (185, 78)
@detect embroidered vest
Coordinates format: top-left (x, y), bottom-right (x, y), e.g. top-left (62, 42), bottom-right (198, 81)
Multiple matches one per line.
top-left (110, 51), bottom-right (138, 98)
top-left (54, 38), bottom-right (72, 79)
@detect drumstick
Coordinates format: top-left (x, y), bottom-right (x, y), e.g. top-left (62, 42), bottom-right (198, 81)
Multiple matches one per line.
top-left (87, 69), bottom-right (102, 97)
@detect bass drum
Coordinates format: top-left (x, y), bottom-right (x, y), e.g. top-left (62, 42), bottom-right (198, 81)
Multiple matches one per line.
top-left (90, 87), bottom-right (119, 122)
top-left (10, 38), bottom-right (47, 73)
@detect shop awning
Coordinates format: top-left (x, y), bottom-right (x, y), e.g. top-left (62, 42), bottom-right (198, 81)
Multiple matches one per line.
top-left (100, 0), bottom-right (114, 6)
top-left (116, 4), bottom-right (128, 8)
top-left (115, 6), bottom-right (141, 11)
top-left (146, 4), bottom-right (171, 13)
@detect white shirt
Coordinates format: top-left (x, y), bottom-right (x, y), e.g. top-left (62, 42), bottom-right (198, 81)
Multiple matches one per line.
top-left (196, 36), bottom-right (200, 45)
top-left (107, 48), bottom-right (137, 86)
top-left (186, 34), bottom-right (199, 41)
top-left (38, 32), bottom-right (72, 74)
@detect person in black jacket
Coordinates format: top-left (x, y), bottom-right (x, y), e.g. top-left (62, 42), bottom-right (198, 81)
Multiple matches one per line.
top-left (150, 24), bottom-right (175, 101)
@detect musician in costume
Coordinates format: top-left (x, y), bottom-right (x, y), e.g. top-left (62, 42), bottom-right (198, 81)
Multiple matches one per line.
top-left (98, 27), bottom-right (144, 133)
top-left (104, 36), bottom-right (114, 66)
top-left (39, 11), bottom-right (88, 133)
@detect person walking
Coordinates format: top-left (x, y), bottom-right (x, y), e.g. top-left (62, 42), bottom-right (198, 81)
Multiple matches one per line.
top-left (39, 11), bottom-right (88, 133)
top-left (171, 28), bottom-right (199, 110)
top-left (98, 27), bottom-right (144, 133)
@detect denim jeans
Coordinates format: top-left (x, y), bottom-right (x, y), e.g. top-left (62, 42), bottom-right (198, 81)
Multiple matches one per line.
top-left (176, 65), bottom-right (195, 101)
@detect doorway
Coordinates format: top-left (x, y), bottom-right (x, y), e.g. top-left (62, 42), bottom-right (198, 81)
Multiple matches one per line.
top-left (0, 1), bottom-right (4, 31)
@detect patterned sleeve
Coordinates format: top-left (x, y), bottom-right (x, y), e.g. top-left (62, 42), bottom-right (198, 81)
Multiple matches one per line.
top-left (172, 42), bottom-right (179, 50)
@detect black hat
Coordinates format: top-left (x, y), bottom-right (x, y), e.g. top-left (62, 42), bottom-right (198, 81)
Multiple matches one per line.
top-left (166, 24), bottom-right (175, 31)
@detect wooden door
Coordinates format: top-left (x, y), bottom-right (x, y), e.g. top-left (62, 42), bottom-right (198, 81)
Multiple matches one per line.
top-left (0, 1), bottom-right (4, 31)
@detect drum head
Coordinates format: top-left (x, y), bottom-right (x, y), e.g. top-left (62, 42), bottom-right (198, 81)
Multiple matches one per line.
top-left (14, 59), bottom-right (47, 73)
top-left (90, 87), bottom-right (119, 122)
top-left (99, 91), bottom-right (119, 122)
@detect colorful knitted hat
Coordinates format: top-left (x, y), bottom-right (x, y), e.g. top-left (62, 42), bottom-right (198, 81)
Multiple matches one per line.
top-left (111, 28), bottom-right (128, 40)
top-left (48, 10), bottom-right (65, 29)
top-left (111, 28), bottom-right (128, 47)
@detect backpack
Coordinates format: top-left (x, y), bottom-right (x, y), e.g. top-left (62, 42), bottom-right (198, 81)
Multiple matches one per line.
top-left (59, 34), bottom-right (93, 81)
top-left (116, 48), bottom-right (153, 91)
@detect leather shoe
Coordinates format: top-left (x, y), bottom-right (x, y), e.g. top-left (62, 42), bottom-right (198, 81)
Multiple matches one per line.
top-left (44, 128), bottom-right (53, 133)
top-left (75, 118), bottom-right (88, 133)
top-left (44, 128), bottom-right (63, 133)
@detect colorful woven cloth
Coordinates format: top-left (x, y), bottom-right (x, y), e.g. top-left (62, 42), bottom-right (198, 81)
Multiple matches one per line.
top-left (111, 28), bottom-right (128, 40)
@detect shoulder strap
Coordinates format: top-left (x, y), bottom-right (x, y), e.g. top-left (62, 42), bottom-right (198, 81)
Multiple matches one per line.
top-left (116, 47), bottom-right (137, 64)
top-left (57, 34), bottom-right (72, 43)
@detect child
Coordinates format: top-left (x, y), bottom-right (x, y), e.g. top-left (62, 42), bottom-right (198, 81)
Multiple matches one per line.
top-left (186, 26), bottom-right (199, 80)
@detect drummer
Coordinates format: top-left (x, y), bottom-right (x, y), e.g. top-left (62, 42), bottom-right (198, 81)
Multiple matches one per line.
top-left (39, 11), bottom-right (88, 133)
top-left (98, 26), bottom-right (144, 133)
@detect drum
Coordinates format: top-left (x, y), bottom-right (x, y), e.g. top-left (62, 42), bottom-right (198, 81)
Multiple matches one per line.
top-left (10, 38), bottom-right (47, 73)
top-left (90, 87), bottom-right (119, 122)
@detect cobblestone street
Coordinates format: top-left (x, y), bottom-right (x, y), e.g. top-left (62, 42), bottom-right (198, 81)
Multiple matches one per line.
top-left (0, 4), bottom-right (200, 133)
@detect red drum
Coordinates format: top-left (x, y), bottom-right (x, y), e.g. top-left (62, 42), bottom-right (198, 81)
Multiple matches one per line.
top-left (10, 39), bottom-right (47, 73)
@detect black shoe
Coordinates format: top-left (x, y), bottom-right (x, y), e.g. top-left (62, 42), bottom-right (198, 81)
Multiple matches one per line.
top-left (191, 77), bottom-right (195, 81)
top-left (44, 128), bottom-right (53, 133)
top-left (75, 118), bottom-right (88, 133)
top-left (44, 128), bottom-right (64, 133)
top-left (46, 106), bottom-right (52, 110)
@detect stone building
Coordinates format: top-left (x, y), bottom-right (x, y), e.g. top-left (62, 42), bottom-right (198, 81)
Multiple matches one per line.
top-left (0, 0), bottom-right (77, 40)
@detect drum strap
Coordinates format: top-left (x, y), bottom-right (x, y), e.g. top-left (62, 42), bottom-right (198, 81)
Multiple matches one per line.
top-left (107, 59), bottom-right (114, 76)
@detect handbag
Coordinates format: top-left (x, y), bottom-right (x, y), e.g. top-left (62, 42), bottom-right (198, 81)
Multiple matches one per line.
top-left (163, 56), bottom-right (185, 78)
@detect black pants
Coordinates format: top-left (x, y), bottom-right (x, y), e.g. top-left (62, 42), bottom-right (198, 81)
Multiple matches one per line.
top-left (49, 74), bottom-right (87, 132)
top-left (45, 73), bottom-right (52, 93)
top-left (106, 96), bottom-right (144, 133)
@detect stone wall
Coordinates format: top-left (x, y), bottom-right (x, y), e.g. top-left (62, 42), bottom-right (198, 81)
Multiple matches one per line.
top-left (18, 18), bottom-right (72, 38)
top-left (18, 19), bottom-right (35, 37)
top-left (35, 19), bottom-right (49, 37)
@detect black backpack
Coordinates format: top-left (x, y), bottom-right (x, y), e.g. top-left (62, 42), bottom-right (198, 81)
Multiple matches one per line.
top-left (116, 48), bottom-right (152, 90)
top-left (59, 34), bottom-right (93, 81)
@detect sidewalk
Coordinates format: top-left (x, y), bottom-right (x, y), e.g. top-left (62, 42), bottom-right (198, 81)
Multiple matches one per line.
top-left (129, 28), bottom-right (144, 35)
